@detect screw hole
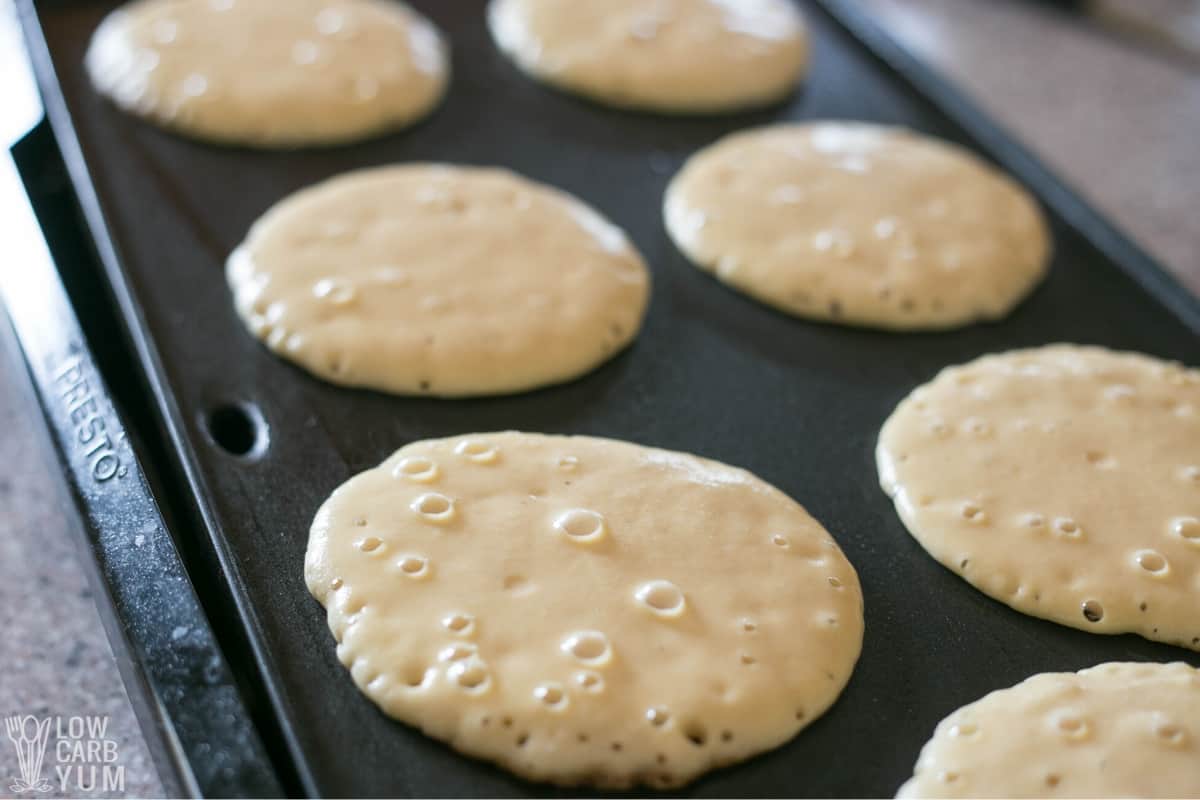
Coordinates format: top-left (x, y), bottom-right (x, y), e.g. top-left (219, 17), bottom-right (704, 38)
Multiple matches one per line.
top-left (206, 403), bottom-right (266, 458)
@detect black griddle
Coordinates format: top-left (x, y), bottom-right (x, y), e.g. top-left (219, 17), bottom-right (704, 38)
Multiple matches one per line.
top-left (9, 0), bottom-right (1200, 796)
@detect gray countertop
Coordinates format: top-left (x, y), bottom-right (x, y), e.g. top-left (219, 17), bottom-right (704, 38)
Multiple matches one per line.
top-left (1, 1), bottom-right (1196, 797)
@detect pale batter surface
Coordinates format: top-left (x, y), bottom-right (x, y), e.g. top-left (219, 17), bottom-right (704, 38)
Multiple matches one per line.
top-left (897, 661), bottom-right (1200, 798)
top-left (86, 0), bottom-right (448, 147)
top-left (305, 432), bottom-right (864, 788)
top-left (487, 0), bottom-right (808, 113)
top-left (877, 345), bottom-right (1200, 649)
top-left (664, 122), bottom-right (1051, 329)
top-left (227, 165), bottom-right (650, 397)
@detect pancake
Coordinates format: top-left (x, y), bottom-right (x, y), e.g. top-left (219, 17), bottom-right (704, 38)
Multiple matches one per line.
top-left (897, 662), bottom-right (1200, 798)
top-left (86, 0), bottom-right (448, 147)
top-left (664, 122), bottom-right (1051, 329)
top-left (487, 0), bottom-right (807, 113)
top-left (227, 165), bottom-right (650, 396)
top-left (878, 345), bottom-right (1200, 649)
top-left (306, 431), bottom-right (864, 787)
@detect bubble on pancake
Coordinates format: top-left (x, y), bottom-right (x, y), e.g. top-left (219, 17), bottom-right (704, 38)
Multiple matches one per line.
top-left (553, 509), bottom-right (607, 544)
top-left (411, 492), bottom-right (455, 523)
top-left (634, 580), bottom-right (687, 618)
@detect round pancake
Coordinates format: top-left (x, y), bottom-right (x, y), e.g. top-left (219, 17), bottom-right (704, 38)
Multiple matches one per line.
top-left (877, 345), bottom-right (1200, 650)
top-left (227, 165), bottom-right (650, 397)
top-left (305, 432), bottom-right (864, 788)
top-left (664, 122), bottom-right (1051, 329)
top-left (85, 0), bottom-right (448, 147)
top-left (487, 0), bottom-right (807, 113)
top-left (897, 661), bottom-right (1200, 798)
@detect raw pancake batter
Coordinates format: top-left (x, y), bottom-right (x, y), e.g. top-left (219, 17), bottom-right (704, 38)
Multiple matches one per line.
top-left (665, 122), bottom-right (1051, 329)
top-left (227, 165), bottom-right (651, 396)
top-left (897, 662), bottom-right (1200, 798)
top-left (86, 0), bottom-right (448, 147)
top-left (878, 345), bottom-right (1200, 649)
top-left (488, 0), bottom-right (808, 113)
top-left (306, 432), bottom-right (864, 787)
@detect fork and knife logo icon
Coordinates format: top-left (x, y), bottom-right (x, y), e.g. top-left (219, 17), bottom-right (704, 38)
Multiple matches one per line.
top-left (5, 715), bottom-right (53, 793)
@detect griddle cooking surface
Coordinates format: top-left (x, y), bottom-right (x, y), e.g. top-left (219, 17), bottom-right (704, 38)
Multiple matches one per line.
top-left (24, 0), bottom-right (1200, 795)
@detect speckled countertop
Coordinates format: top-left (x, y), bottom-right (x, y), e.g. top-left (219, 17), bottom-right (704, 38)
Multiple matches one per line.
top-left (1, 1), bottom-right (1196, 798)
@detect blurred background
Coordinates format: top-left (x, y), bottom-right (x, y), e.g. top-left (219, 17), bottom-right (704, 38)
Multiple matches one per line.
top-left (1, 0), bottom-right (1197, 797)
top-left (860, 0), bottom-right (1199, 293)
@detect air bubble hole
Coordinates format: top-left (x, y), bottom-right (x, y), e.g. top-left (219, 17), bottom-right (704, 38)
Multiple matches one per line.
top-left (554, 509), bottom-right (607, 543)
top-left (401, 663), bottom-right (430, 688)
top-left (411, 492), bottom-right (455, 522)
top-left (1134, 550), bottom-right (1168, 574)
top-left (1054, 714), bottom-right (1091, 740)
top-left (574, 671), bottom-right (603, 692)
top-left (448, 658), bottom-right (490, 692)
top-left (312, 278), bottom-right (357, 306)
top-left (1155, 722), bottom-right (1187, 747)
top-left (1054, 517), bottom-right (1082, 537)
top-left (398, 555), bottom-right (429, 577)
top-left (534, 682), bottom-right (567, 709)
top-left (437, 643), bottom-right (476, 662)
top-left (1172, 517), bottom-right (1199, 543)
top-left (394, 457), bottom-right (439, 483)
top-left (647, 707), bottom-right (670, 727)
top-left (503, 574), bottom-right (532, 594)
top-left (1081, 600), bottom-right (1104, 623)
top-left (683, 722), bottom-right (707, 747)
top-left (561, 631), bottom-right (611, 665)
top-left (635, 580), bottom-right (686, 617)
top-left (442, 612), bottom-right (475, 636)
top-left (455, 439), bottom-right (499, 464)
